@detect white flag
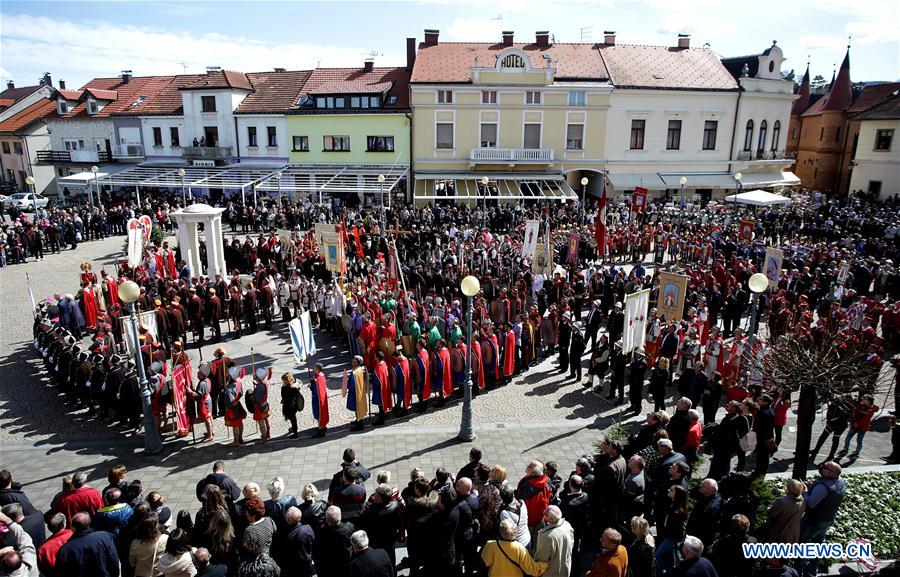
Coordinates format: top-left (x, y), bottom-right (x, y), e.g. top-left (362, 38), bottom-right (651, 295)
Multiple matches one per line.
top-left (522, 220), bottom-right (540, 259)
top-left (126, 218), bottom-right (143, 268)
top-left (623, 289), bottom-right (650, 354)
top-left (123, 311), bottom-right (158, 355)
top-left (289, 312), bottom-right (317, 364)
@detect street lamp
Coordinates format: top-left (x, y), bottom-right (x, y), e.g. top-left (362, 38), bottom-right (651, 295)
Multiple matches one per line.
top-left (580, 176), bottom-right (589, 207)
top-left (118, 280), bottom-right (164, 455)
top-left (733, 172), bottom-right (743, 212)
top-left (177, 168), bottom-right (186, 206)
top-left (459, 275), bottom-right (480, 442)
top-left (679, 176), bottom-right (688, 228)
top-left (378, 173), bottom-right (387, 209)
top-left (25, 176), bottom-right (37, 214)
top-left (741, 272), bottom-right (768, 385)
top-left (274, 171), bottom-right (283, 206)
top-left (90, 165), bottom-right (99, 208)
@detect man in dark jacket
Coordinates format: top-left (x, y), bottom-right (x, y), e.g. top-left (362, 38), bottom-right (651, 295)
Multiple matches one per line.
top-left (347, 530), bottom-right (394, 577)
top-left (685, 478), bottom-right (723, 548)
top-left (421, 488), bottom-right (459, 576)
top-left (359, 484), bottom-right (402, 566)
top-left (55, 512), bottom-right (120, 577)
top-left (0, 471), bottom-right (38, 517)
top-left (752, 395), bottom-right (776, 477)
top-left (667, 398), bottom-right (693, 452)
top-left (273, 507), bottom-right (314, 577)
top-left (453, 478), bottom-right (479, 577)
top-left (328, 448), bottom-right (371, 498)
top-left (314, 506), bottom-right (355, 577)
top-left (568, 326), bottom-right (586, 382)
top-left (1, 503), bottom-right (45, 549)
top-left (195, 461), bottom-right (241, 506)
top-left (674, 535), bottom-right (719, 577)
top-left (595, 440), bottom-right (627, 529)
top-left (330, 467), bottom-right (366, 522)
top-left (559, 475), bottom-right (590, 564)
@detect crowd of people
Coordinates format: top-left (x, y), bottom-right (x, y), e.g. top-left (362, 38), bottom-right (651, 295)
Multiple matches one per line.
top-left (0, 440), bottom-right (855, 577)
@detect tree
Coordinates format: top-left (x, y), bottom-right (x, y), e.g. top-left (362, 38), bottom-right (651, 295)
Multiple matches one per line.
top-left (810, 74), bottom-right (828, 94)
top-left (752, 332), bottom-right (888, 479)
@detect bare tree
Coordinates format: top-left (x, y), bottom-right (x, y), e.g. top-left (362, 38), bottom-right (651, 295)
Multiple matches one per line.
top-left (752, 333), bottom-right (889, 479)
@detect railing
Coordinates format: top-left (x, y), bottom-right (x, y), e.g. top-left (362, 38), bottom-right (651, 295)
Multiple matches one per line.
top-left (737, 150), bottom-right (795, 161)
top-left (469, 147), bottom-right (554, 162)
top-left (112, 144), bottom-right (144, 158)
top-left (36, 150), bottom-right (112, 163)
top-left (181, 146), bottom-right (232, 160)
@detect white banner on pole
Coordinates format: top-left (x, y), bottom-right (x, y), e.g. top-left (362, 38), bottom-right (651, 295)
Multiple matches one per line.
top-left (623, 289), bottom-right (650, 354)
top-left (522, 219), bottom-right (540, 259)
top-left (763, 247), bottom-right (784, 289)
top-left (126, 218), bottom-right (142, 268)
top-left (123, 311), bottom-right (159, 355)
top-left (289, 312), bottom-right (317, 365)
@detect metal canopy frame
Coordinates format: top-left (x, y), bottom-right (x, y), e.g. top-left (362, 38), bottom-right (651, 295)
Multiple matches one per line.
top-left (254, 163), bottom-right (409, 204)
top-left (414, 173), bottom-right (577, 202)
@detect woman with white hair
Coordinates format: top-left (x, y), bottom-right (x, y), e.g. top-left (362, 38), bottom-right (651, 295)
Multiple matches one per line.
top-left (481, 518), bottom-right (548, 577)
top-left (627, 516), bottom-right (655, 577)
top-left (297, 483), bottom-right (327, 535)
top-left (263, 477), bottom-right (297, 531)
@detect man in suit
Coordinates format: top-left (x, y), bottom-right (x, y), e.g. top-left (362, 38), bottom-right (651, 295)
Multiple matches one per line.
top-left (346, 530), bottom-right (394, 577)
top-left (585, 300), bottom-right (603, 350)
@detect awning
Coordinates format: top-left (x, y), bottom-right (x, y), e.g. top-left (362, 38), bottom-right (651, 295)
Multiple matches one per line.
top-left (606, 173), bottom-right (666, 191)
top-left (735, 171), bottom-right (800, 188)
top-left (659, 173), bottom-right (737, 190)
top-left (254, 164), bottom-right (409, 203)
top-left (57, 164), bottom-right (132, 186)
top-left (413, 172), bottom-right (577, 201)
top-left (723, 189), bottom-right (792, 206)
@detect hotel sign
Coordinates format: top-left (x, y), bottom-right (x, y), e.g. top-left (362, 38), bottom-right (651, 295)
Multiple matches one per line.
top-left (501, 53), bottom-right (526, 68)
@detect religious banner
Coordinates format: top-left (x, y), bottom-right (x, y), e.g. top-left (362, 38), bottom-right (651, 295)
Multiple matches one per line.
top-left (122, 310), bottom-right (159, 354)
top-left (658, 271), bottom-right (689, 321)
top-left (522, 219), bottom-right (540, 259)
top-left (632, 187), bottom-right (648, 213)
top-left (764, 247), bottom-right (784, 288)
top-left (170, 361), bottom-right (192, 436)
top-left (567, 232), bottom-right (580, 264)
top-left (320, 231), bottom-right (344, 273)
top-left (623, 288), bottom-right (650, 353)
top-left (837, 261), bottom-right (850, 285)
top-left (138, 215), bottom-right (152, 245)
top-left (315, 222), bottom-right (336, 248)
top-left (126, 219), bottom-right (143, 267)
top-left (532, 231), bottom-right (554, 277)
top-left (289, 312), bottom-right (317, 364)
top-left (738, 218), bottom-right (755, 242)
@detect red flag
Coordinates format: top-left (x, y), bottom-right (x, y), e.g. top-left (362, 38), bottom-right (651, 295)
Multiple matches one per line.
top-left (632, 186), bottom-right (648, 214)
top-left (341, 214), bottom-right (350, 247)
top-left (595, 180), bottom-right (607, 255)
top-left (352, 225), bottom-right (364, 258)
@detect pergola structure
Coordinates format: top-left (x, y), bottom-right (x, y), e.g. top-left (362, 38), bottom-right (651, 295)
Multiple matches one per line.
top-left (413, 172), bottom-right (578, 203)
top-left (98, 163), bottom-right (409, 206)
top-left (254, 164), bottom-right (409, 205)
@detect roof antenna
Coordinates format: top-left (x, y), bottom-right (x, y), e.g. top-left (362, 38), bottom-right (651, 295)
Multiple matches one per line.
top-left (492, 15), bottom-right (502, 33)
top-left (177, 60), bottom-right (188, 73)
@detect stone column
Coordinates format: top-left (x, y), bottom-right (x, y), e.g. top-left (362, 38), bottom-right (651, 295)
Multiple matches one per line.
top-left (190, 221), bottom-right (202, 277)
top-left (213, 216), bottom-right (226, 276)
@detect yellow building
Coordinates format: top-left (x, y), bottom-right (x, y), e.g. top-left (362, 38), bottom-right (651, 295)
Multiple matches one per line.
top-left (410, 30), bottom-right (611, 204)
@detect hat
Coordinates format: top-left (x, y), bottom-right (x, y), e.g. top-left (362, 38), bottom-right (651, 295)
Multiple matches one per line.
top-left (614, 341), bottom-right (623, 349)
top-left (634, 347), bottom-right (645, 356)
top-left (563, 311), bottom-right (572, 319)
top-left (228, 366), bottom-right (242, 380)
top-left (593, 300), bottom-right (601, 307)
top-left (254, 367), bottom-right (268, 380)
top-left (154, 299), bottom-right (162, 306)
top-left (149, 361), bottom-right (164, 374)
top-left (198, 362), bottom-right (212, 377)
top-left (209, 288), bottom-right (216, 295)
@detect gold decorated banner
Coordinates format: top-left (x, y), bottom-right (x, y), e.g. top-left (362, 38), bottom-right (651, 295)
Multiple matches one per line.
top-left (657, 271), bottom-right (689, 321)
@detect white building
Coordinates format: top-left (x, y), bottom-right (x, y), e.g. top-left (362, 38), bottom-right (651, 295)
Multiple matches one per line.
top-left (232, 70), bottom-right (310, 165)
top-left (848, 92), bottom-right (900, 199)
top-left (0, 77), bottom-right (57, 193)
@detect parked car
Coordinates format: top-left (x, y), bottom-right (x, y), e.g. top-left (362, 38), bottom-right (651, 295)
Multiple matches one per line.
top-left (3, 192), bottom-right (49, 211)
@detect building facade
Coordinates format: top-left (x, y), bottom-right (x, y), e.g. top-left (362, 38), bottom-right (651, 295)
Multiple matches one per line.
top-left (847, 92), bottom-right (900, 199)
top-left (0, 77), bottom-right (57, 193)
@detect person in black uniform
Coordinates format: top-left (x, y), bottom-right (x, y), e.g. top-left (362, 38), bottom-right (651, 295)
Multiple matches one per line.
top-left (569, 324), bottom-right (585, 382)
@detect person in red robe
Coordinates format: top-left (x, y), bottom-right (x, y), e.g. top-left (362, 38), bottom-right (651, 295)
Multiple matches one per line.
top-left (80, 287), bottom-right (99, 329)
top-left (435, 340), bottom-right (453, 402)
top-left (392, 350), bottom-right (412, 412)
top-left (101, 271), bottom-right (120, 308)
top-left (471, 331), bottom-right (485, 391)
top-left (415, 339), bottom-right (431, 410)
top-left (502, 322), bottom-right (517, 382)
top-left (482, 325), bottom-right (500, 387)
top-left (371, 350), bottom-right (392, 424)
top-left (311, 363), bottom-right (329, 436)
top-left (360, 313), bottom-right (378, 370)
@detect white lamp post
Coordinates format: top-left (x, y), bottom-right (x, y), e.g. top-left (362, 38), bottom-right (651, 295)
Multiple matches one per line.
top-left (378, 173), bottom-right (387, 209)
top-left (733, 172), bottom-right (743, 211)
top-left (25, 176), bottom-right (37, 214)
top-left (118, 280), bottom-right (164, 455)
top-left (90, 165), bottom-right (99, 208)
top-left (580, 176), bottom-right (589, 208)
top-left (459, 275), bottom-right (480, 441)
top-left (741, 272), bottom-right (768, 385)
top-left (177, 168), bottom-right (186, 206)
top-left (274, 171), bottom-right (283, 205)
top-left (679, 176), bottom-right (688, 227)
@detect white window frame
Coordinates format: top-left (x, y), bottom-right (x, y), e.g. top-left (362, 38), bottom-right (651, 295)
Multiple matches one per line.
top-left (437, 90), bottom-right (453, 104)
top-left (480, 122), bottom-right (498, 148)
top-left (323, 135), bottom-right (350, 151)
top-left (523, 121), bottom-right (542, 149)
top-left (525, 91), bottom-right (541, 105)
top-left (565, 122), bottom-right (584, 150)
top-left (57, 100), bottom-right (68, 115)
top-left (87, 98), bottom-right (98, 115)
top-left (568, 91), bottom-right (586, 107)
top-left (481, 90), bottom-right (498, 105)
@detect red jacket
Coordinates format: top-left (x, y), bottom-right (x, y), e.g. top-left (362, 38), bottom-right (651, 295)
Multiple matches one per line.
top-left (54, 487), bottom-right (103, 524)
top-left (850, 404), bottom-right (877, 432)
top-left (38, 529), bottom-right (73, 575)
top-left (685, 420), bottom-right (703, 450)
top-left (516, 475), bottom-right (552, 527)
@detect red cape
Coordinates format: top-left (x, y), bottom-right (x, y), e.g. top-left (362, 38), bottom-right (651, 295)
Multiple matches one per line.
top-left (437, 347), bottom-right (452, 397)
top-left (503, 330), bottom-right (516, 377)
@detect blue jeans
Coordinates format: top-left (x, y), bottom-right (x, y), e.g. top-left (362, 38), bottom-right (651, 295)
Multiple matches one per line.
top-left (797, 519), bottom-right (832, 576)
top-left (842, 428), bottom-right (866, 455)
top-left (655, 537), bottom-right (678, 575)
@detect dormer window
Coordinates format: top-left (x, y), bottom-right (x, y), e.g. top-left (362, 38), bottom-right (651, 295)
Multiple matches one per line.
top-left (57, 100), bottom-right (68, 115)
top-left (87, 98), bottom-right (98, 115)
top-left (387, 95), bottom-right (398, 105)
top-left (297, 95), bottom-right (314, 107)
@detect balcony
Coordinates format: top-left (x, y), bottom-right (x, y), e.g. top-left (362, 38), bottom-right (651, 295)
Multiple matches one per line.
top-left (469, 147), bottom-right (554, 163)
top-left (36, 150), bottom-right (112, 164)
top-left (182, 146), bottom-right (232, 161)
top-left (112, 144), bottom-right (144, 159)
top-left (736, 150), bottom-right (796, 161)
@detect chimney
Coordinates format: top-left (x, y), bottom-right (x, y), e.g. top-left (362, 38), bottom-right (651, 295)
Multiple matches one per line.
top-left (502, 31), bottom-right (514, 46)
top-left (406, 37), bottom-right (417, 72)
top-left (364, 58), bottom-right (375, 73)
top-left (677, 34), bottom-right (690, 49)
top-left (604, 31), bottom-right (616, 45)
top-left (59, 79), bottom-right (66, 90)
top-left (40, 72), bottom-right (52, 87)
top-left (121, 70), bottom-right (132, 84)
top-left (424, 29), bottom-right (440, 46)
top-left (535, 31), bottom-right (550, 47)
top-left (273, 67), bottom-right (286, 73)
top-left (6, 81), bottom-right (13, 90)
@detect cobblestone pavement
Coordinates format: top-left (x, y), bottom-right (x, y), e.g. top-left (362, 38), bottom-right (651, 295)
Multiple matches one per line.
top-left (1, 233), bottom-right (897, 510)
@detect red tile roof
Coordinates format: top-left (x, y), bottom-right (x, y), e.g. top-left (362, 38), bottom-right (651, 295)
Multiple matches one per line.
top-left (82, 88), bottom-right (118, 101)
top-left (113, 75), bottom-right (184, 116)
top-left (234, 71), bottom-right (312, 114)
top-left (848, 82), bottom-right (900, 114)
top-left (181, 70), bottom-right (253, 91)
top-left (855, 92), bottom-right (900, 121)
top-left (128, 74), bottom-right (204, 116)
top-left (0, 99), bottom-right (56, 134)
top-left (599, 45), bottom-right (738, 90)
top-left (293, 67), bottom-right (411, 110)
top-left (46, 76), bottom-right (174, 119)
top-left (411, 42), bottom-right (607, 83)
top-left (0, 98), bottom-right (15, 111)
top-left (57, 90), bottom-right (82, 101)
top-left (821, 50), bottom-right (852, 112)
